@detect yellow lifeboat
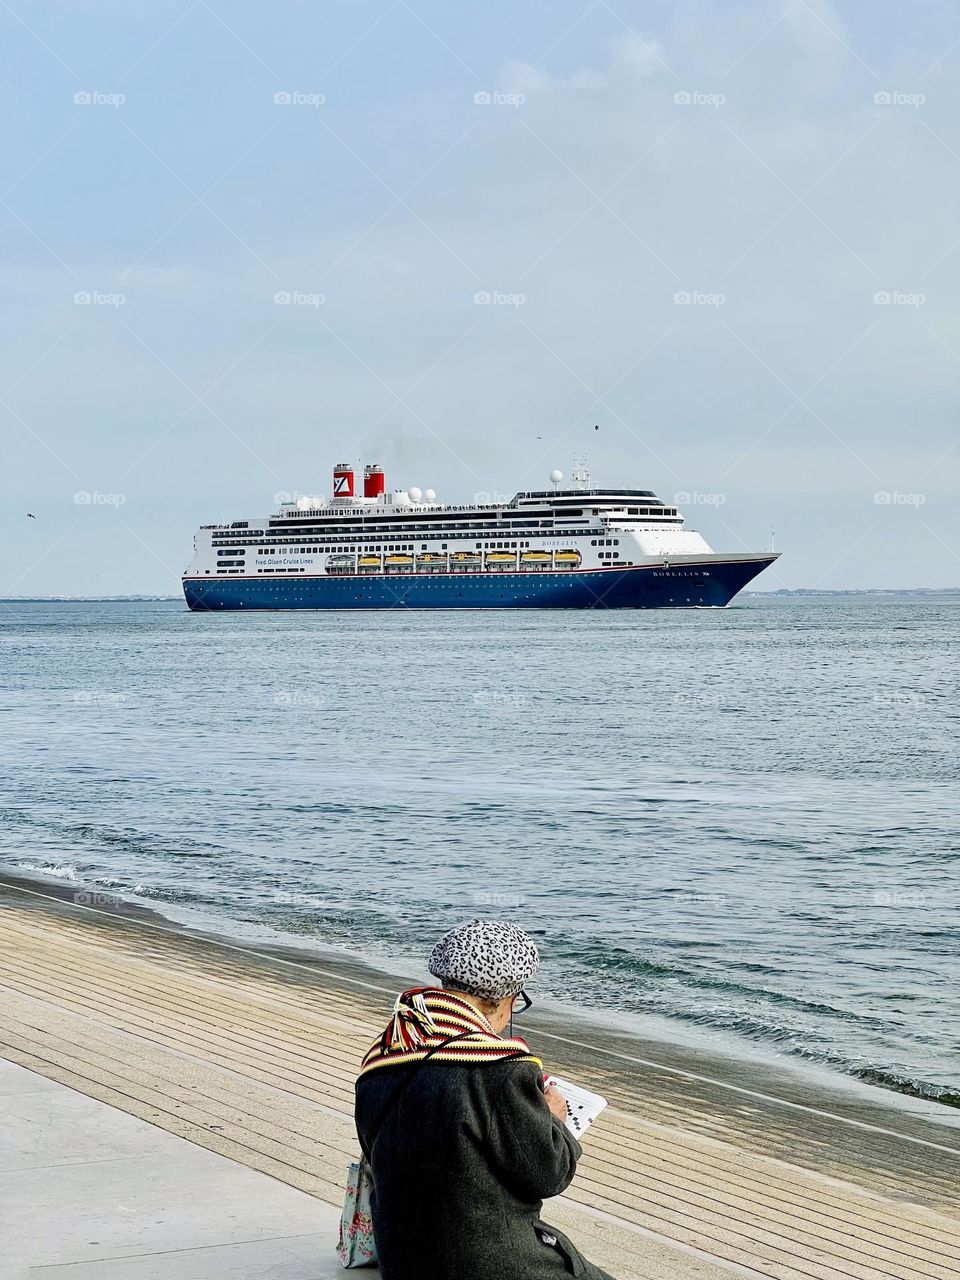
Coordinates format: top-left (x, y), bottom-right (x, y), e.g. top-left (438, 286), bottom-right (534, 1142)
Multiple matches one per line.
top-left (485, 551), bottom-right (518, 570)
top-left (451, 552), bottom-right (482, 571)
top-left (385, 553), bottom-right (414, 567)
top-left (554, 549), bottom-right (582, 568)
top-left (416, 552), bottom-right (447, 571)
top-left (521, 550), bottom-right (552, 567)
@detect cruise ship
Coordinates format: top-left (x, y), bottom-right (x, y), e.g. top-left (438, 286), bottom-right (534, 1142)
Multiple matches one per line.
top-left (182, 461), bottom-right (778, 610)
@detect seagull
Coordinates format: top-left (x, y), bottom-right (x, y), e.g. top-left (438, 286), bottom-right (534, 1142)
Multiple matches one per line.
top-left (594, 424), bottom-right (599, 431)
top-left (26, 512), bottom-right (36, 519)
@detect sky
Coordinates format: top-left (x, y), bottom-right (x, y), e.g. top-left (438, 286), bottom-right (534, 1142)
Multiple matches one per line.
top-left (2, 0), bottom-right (959, 594)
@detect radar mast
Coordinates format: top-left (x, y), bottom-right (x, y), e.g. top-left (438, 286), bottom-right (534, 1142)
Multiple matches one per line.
top-left (572, 454), bottom-right (591, 491)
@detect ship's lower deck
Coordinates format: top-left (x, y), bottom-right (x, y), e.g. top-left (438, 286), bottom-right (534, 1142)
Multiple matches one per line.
top-left (182, 556), bottom-right (777, 610)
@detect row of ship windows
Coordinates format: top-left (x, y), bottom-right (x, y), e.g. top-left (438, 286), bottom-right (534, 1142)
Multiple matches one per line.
top-left (211, 518), bottom-right (679, 546)
top-left (263, 512), bottom-right (589, 529)
top-left (254, 543), bottom-right (416, 554)
top-left (215, 525), bottom-right (673, 546)
top-left (251, 523), bottom-right (557, 539)
top-left (235, 539), bottom-right (546, 556)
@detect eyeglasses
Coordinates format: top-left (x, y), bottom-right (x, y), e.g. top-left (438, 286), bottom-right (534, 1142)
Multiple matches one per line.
top-left (508, 989), bottom-right (532, 1037)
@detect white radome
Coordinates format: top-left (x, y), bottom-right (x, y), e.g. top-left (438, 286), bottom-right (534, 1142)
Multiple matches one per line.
top-left (408, 486), bottom-right (423, 502)
top-left (423, 488), bottom-right (436, 502)
top-left (550, 469), bottom-right (563, 484)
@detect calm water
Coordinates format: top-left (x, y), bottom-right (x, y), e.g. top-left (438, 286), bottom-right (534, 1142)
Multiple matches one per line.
top-left (1, 596), bottom-right (958, 1104)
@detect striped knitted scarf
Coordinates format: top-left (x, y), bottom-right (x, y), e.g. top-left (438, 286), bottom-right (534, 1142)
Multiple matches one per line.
top-left (359, 986), bottom-right (541, 1077)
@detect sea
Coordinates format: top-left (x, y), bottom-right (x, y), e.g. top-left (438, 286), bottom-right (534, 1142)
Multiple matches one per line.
top-left (1, 595), bottom-right (957, 1107)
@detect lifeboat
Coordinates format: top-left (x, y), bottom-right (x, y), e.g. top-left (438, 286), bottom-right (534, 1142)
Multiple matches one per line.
top-left (485, 551), bottom-right (518, 570)
top-left (416, 552), bottom-right (447, 571)
top-left (358, 554), bottom-right (382, 574)
top-left (385, 553), bottom-right (415, 572)
top-left (325, 554), bottom-right (356, 575)
top-left (554, 549), bottom-right (582, 569)
top-left (450, 552), bottom-right (482, 572)
top-left (520, 550), bottom-right (552, 568)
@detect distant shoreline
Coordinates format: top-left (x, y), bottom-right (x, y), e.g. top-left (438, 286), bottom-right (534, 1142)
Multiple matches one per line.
top-left (760, 587), bottom-right (960, 596)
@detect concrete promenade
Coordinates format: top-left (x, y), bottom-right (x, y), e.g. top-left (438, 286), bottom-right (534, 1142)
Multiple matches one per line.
top-left (2, 881), bottom-right (959, 1280)
top-left (1, 1057), bottom-right (344, 1279)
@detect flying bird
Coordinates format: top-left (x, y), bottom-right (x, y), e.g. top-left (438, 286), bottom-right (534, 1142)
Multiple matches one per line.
top-left (594, 424), bottom-right (600, 431)
top-left (26, 512), bottom-right (36, 519)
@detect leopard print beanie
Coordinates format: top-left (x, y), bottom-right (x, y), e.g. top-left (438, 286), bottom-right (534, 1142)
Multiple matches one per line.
top-left (428, 919), bottom-right (540, 999)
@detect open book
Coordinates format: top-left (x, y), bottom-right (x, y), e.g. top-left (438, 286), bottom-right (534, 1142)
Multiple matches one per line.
top-left (543, 1074), bottom-right (608, 1137)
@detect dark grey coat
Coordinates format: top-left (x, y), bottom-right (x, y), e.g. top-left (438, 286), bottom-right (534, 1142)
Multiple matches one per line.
top-left (355, 1057), bottom-right (616, 1280)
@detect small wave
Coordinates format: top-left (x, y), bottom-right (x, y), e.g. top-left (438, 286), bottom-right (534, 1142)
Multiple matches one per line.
top-left (853, 1067), bottom-right (960, 1109)
top-left (69, 823), bottom-right (219, 860)
top-left (116, 881), bottom-right (216, 906)
top-left (555, 939), bottom-right (886, 1027)
top-left (14, 861), bottom-right (78, 881)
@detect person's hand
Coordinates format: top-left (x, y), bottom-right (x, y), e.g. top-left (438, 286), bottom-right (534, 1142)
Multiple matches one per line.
top-left (544, 1084), bottom-right (568, 1123)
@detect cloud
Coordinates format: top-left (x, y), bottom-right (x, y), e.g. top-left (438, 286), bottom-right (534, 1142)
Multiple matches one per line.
top-left (506, 30), bottom-right (669, 94)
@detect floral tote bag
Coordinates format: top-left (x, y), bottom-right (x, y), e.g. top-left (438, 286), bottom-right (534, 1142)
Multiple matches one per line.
top-left (337, 1155), bottom-right (377, 1268)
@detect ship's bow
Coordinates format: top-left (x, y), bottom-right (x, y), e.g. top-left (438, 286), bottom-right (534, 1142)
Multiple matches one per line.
top-left (702, 552), bottom-right (780, 605)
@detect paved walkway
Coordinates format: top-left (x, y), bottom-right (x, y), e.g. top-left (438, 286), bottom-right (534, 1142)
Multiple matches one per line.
top-left (2, 887), bottom-right (960, 1280)
top-left (0, 1059), bottom-right (345, 1280)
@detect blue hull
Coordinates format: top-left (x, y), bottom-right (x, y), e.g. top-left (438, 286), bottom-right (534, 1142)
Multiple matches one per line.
top-left (183, 558), bottom-right (776, 610)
